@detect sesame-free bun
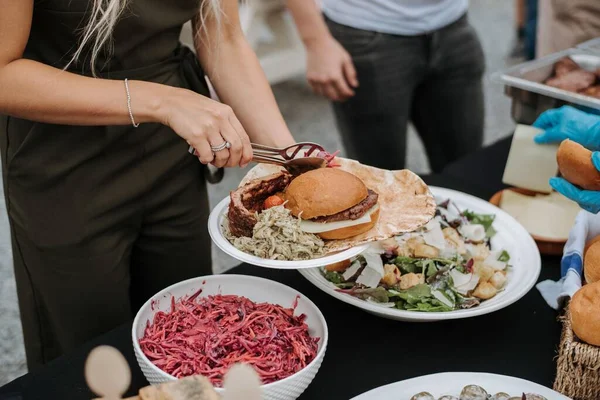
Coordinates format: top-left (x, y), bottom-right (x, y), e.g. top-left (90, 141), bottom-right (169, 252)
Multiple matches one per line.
top-left (584, 234), bottom-right (600, 254)
top-left (284, 168), bottom-right (368, 219)
top-left (557, 139), bottom-right (600, 191)
top-left (584, 238), bottom-right (600, 284)
top-left (318, 207), bottom-right (380, 240)
top-left (570, 281), bottom-right (600, 346)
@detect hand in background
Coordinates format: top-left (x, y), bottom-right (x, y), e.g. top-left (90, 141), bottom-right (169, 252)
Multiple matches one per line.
top-left (550, 152), bottom-right (600, 214)
top-left (305, 36), bottom-right (358, 102)
top-left (533, 105), bottom-right (600, 151)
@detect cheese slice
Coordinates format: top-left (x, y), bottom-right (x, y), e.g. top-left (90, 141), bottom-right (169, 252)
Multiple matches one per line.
top-left (500, 190), bottom-right (579, 240)
top-left (299, 204), bottom-right (379, 234)
top-left (502, 124), bottom-right (559, 193)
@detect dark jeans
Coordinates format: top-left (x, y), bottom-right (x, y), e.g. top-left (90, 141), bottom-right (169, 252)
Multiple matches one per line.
top-left (326, 14), bottom-right (485, 173)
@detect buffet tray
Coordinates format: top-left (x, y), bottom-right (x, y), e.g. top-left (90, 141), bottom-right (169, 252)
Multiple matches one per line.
top-left (492, 48), bottom-right (600, 124)
top-left (577, 37), bottom-right (600, 55)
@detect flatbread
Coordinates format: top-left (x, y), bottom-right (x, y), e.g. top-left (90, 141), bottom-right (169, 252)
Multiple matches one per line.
top-left (238, 158), bottom-right (436, 253)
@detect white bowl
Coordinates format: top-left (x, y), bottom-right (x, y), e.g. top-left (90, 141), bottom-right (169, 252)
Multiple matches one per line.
top-left (299, 186), bottom-right (542, 322)
top-left (208, 196), bottom-right (370, 269)
top-left (132, 275), bottom-right (328, 400)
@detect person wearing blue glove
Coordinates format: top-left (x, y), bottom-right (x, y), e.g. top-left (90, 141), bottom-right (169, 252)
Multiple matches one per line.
top-left (534, 105), bottom-right (600, 213)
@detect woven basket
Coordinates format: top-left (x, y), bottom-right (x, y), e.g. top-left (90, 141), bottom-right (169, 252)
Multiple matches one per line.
top-left (554, 306), bottom-right (600, 400)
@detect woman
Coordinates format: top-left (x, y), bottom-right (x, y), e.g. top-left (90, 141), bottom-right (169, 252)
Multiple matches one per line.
top-left (0, 0), bottom-right (295, 369)
top-left (286, 0), bottom-right (485, 172)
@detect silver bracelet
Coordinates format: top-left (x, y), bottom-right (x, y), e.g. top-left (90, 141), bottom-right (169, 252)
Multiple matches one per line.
top-left (124, 78), bottom-right (140, 128)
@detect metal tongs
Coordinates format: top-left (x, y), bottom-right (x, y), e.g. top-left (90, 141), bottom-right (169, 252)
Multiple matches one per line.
top-left (251, 142), bottom-right (328, 175)
top-left (189, 142), bottom-right (328, 175)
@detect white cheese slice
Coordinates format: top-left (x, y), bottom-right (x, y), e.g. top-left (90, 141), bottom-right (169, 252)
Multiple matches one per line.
top-left (459, 224), bottom-right (486, 242)
top-left (356, 252), bottom-right (384, 288)
top-left (502, 124), bottom-right (559, 193)
top-left (422, 218), bottom-right (447, 250)
top-left (500, 190), bottom-right (579, 240)
top-left (342, 260), bottom-right (362, 281)
top-left (299, 204), bottom-right (379, 234)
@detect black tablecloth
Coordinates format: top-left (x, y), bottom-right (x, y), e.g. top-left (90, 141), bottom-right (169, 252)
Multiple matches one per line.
top-left (0, 138), bottom-right (563, 400)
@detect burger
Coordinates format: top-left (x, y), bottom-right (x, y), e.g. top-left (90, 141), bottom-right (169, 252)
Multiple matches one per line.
top-left (557, 139), bottom-right (600, 191)
top-left (283, 168), bottom-right (380, 240)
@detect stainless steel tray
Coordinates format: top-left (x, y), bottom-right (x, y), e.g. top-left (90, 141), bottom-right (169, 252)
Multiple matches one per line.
top-left (577, 37), bottom-right (600, 54)
top-left (492, 48), bottom-right (600, 112)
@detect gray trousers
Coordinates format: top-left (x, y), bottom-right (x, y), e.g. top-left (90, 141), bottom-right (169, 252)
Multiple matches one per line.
top-left (326, 14), bottom-right (485, 173)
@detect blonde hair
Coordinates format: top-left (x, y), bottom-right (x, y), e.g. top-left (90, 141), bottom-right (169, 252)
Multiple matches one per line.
top-left (69, 0), bottom-right (222, 76)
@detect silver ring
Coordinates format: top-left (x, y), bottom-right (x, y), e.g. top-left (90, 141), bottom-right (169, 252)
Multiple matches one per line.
top-left (210, 141), bottom-right (231, 152)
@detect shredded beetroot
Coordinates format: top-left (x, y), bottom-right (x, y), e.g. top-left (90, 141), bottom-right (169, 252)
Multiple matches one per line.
top-left (139, 292), bottom-right (319, 387)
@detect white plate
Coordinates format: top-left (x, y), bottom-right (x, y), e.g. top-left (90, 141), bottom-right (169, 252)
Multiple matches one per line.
top-left (208, 196), bottom-right (370, 269)
top-left (299, 187), bottom-right (542, 321)
top-left (351, 372), bottom-right (570, 399)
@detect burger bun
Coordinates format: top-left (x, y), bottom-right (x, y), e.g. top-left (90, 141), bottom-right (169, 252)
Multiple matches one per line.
top-left (285, 168), bottom-right (368, 219)
top-left (584, 237), bottom-right (600, 284)
top-left (318, 207), bottom-right (380, 240)
top-left (557, 139), bottom-right (600, 191)
top-left (570, 281), bottom-right (600, 346)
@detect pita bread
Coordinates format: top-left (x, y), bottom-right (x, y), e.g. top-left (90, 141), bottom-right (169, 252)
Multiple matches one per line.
top-left (238, 158), bottom-right (436, 253)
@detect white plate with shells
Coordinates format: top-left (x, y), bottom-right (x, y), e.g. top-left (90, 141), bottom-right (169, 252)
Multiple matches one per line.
top-left (351, 372), bottom-right (570, 400)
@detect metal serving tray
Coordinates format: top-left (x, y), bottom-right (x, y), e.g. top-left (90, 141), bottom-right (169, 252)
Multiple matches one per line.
top-left (492, 48), bottom-right (600, 124)
top-left (577, 37), bottom-right (600, 54)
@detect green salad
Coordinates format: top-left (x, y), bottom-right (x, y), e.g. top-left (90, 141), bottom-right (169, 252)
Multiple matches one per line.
top-left (322, 199), bottom-right (511, 312)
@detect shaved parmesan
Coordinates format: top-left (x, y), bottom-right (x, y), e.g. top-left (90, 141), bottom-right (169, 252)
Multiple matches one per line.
top-left (432, 290), bottom-right (454, 308)
top-left (299, 205), bottom-right (379, 234)
top-left (484, 254), bottom-right (507, 271)
top-left (450, 269), bottom-right (480, 295)
top-left (356, 251), bottom-right (384, 288)
top-left (342, 260), bottom-right (362, 281)
top-left (422, 218), bottom-right (446, 250)
top-left (459, 224), bottom-right (486, 242)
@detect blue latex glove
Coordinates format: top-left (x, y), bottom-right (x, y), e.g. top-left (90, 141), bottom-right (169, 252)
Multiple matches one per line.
top-left (550, 151), bottom-right (600, 213)
top-left (533, 105), bottom-right (600, 151)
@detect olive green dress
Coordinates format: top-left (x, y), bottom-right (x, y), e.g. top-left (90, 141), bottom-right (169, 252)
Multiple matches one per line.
top-left (0, 0), bottom-right (214, 369)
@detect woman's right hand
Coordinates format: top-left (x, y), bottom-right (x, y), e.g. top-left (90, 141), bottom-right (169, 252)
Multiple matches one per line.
top-left (160, 87), bottom-right (253, 168)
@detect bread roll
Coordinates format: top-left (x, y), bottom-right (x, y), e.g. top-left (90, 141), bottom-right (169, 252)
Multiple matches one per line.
top-left (570, 281), bottom-right (600, 346)
top-left (584, 238), bottom-right (600, 284)
top-left (557, 140), bottom-right (600, 191)
top-left (584, 234), bottom-right (600, 254)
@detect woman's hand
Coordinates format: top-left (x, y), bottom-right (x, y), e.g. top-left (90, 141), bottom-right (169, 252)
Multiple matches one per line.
top-left (305, 36), bottom-right (358, 102)
top-left (160, 87), bottom-right (253, 168)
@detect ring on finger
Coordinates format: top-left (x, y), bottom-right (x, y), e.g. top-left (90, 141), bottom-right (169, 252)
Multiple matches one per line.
top-left (210, 141), bottom-right (231, 152)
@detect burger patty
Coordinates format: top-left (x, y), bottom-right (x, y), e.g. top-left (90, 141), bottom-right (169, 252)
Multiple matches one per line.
top-left (312, 189), bottom-right (379, 223)
top-left (228, 172), bottom-right (292, 237)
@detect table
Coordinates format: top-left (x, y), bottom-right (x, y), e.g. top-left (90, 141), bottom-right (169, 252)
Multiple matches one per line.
top-left (0, 138), bottom-right (563, 400)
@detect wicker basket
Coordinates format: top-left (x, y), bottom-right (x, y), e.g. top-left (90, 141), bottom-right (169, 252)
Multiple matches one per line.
top-left (554, 307), bottom-right (600, 400)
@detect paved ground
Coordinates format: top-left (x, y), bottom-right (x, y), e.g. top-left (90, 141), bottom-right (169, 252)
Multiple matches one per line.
top-left (0, 0), bottom-right (517, 385)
